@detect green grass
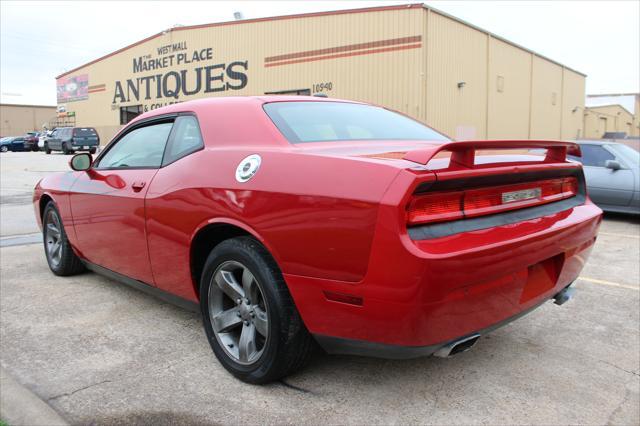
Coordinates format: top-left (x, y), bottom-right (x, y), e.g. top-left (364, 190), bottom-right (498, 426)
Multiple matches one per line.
top-left (0, 419), bottom-right (8, 426)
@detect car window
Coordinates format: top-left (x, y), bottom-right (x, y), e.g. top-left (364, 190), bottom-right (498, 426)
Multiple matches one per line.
top-left (263, 101), bottom-right (450, 143)
top-left (609, 144), bottom-right (640, 165)
top-left (97, 121), bottom-right (173, 169)
top-left (74, 128), bottom-right (98, 138)
top-left (570, 145), bottom-right (615, 167)
top-left (162, 116), bottom-right (204, 166)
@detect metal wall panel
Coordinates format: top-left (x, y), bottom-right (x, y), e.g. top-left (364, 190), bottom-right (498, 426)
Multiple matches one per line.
top-left (425, 11), bottom-right (487, 140)
top-left (55, 5), bottom-right (587, 143)
top-left (0, 104), bottom-right (56, 136)
top-left (486, 38), bottom-right (532, 139)
top-left (561, 69), bottom-right (586, 139)
top-left (530, 56), bottom-right (563, 139)
top-left (56, 6), bottom-right (425, 143)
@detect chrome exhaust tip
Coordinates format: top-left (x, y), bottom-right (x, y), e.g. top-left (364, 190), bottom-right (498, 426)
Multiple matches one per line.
top-left (433, 333), bottom-right (480, 358)
top-left (553, 285), bottom-right (576, 306)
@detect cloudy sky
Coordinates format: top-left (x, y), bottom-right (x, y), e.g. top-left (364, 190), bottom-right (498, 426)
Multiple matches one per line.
top-left (1, 0), bottom-right (638, 106)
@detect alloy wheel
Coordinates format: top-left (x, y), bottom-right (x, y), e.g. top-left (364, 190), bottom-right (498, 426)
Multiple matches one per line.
top-left (45, 210), bottom-right (63, 267)
top-left (208, 260), bottom-right (269, 365)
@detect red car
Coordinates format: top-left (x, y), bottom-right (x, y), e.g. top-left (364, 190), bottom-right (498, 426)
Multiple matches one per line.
top-left (33, 97), bottom-right (602, 383)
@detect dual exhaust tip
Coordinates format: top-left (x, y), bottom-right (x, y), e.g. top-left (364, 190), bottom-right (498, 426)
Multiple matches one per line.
top-left (434, 284), bottom-right (576, 358)
top-left (433, 334), bottom-right (481, 358)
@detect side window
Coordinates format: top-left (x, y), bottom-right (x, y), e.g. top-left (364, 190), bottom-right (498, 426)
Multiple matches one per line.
top-left (162, 115), bottom-right (204, 166)
top-left (96, 121), bottom-right (173, 169)
top-left (580, 145), bottom-right (615, 167)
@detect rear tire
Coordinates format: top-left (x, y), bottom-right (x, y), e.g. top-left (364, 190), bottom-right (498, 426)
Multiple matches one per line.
top-left (62, 143), bottom-right (70, 155)
top-left (200, 237), bottom-right (316, 384)
top-left (89, 147), bottom-right (97, 154)
top-left (42, 202), bottom-right (85, 276)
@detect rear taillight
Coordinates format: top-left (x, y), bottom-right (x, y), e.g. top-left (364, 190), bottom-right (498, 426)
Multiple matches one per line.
top-left (407, 177), bottom-right (578, 225)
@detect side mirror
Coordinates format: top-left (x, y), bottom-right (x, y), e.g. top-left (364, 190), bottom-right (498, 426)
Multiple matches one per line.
top-left (70, 153), bottom-right (93, 171)
top-left (605, 160), bottom-right (621, 171)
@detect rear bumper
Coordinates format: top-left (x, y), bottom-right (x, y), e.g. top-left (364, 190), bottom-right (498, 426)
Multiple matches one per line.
top-left (313, 289), bottom-right (560, 358)
top-left (285, 201), bottom-right (602, 353)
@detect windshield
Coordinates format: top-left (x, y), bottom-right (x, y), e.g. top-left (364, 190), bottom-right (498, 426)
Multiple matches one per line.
top-left (609, 144), bottom-right (639, 164)
top-left (263, 101), bottom-right (450, 144)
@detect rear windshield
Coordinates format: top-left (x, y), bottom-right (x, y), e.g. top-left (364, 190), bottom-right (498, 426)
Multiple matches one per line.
top-left (74, 128), bottom-right (97, 137)
top-left (263, 101), bottom-right (450, 143)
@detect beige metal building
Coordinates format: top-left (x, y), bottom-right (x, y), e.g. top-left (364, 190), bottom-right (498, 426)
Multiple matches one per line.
top-left (583, 93), bottom-right (639, 139)
top-left (0, 104), bottom-right (57, 137)
top-left (55, 3), bottom-right (586, 144)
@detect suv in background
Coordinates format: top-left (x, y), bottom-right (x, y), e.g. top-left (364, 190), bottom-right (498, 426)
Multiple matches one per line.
top-left (24, 132), bottom-right (40, 151)
top-left (45, 127), bottom-right (99, 154)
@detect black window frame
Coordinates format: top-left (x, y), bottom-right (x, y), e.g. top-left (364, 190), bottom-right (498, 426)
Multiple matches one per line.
top-left (161, 114), bottom-right (205, 167)
top-left (93, 114), bottom-right (176, 171)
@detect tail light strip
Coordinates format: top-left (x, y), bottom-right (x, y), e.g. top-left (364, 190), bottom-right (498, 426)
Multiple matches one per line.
top-left (407, 177), bottom-right (578, 226)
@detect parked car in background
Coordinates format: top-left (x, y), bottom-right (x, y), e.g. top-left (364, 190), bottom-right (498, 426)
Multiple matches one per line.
top-left (568, 141), bottom-right (639, 214)
top-left (45, 127), bottom-right (99, 154)
top-left (23, 132), bottom-right (41, 151)
top-left (39, 130), bottom-right (54, 151)
top-left (0, 136), bottom-right (28, 152)
top-left (33, 97), bottom-right (602, 384)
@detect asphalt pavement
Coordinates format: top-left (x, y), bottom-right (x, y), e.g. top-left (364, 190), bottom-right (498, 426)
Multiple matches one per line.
top-left (1, 152), bottom-right (638, 425)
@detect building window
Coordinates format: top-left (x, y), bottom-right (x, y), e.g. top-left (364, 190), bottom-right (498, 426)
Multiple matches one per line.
top-left (120, 105), bottom-right (143, 125)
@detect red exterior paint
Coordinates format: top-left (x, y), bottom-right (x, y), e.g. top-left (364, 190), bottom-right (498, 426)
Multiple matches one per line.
top-left (33, 96), bottom-right (602, 350)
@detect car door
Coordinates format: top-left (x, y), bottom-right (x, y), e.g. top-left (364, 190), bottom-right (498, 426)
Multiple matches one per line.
top-left (144, 115), bottom-right (206, 298)
top-left (47, 129), bottom-right (62, 150)
top-left (69, 117), bottom-right (175, 284)
top-left (577, 144), bottom-right (634, 207)
top-left (12, 137), bottom-right (26, 151)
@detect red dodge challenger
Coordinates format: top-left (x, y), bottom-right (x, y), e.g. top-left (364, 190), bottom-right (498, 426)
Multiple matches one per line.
top-left (34, 96), bottom-right (602, 383)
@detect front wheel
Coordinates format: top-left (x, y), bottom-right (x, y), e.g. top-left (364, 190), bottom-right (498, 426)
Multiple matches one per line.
top-left (0, 146), bottom-right (8, 152)
top-left (89, 147), bottom-right (97, 154)
top-left (42, 202), bottom-right (85, 276)
top-left (200, 237), bottom-right (316, 384)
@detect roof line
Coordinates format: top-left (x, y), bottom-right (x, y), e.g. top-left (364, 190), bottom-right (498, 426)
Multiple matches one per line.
top-left (421, 4), bottom-right (586, 77)
top-left (0, 103), bottom-right (57, 108)
top-left (587, 93), bottom-right (639, 97)
top-left (585, 104), bottom-right (634, 116)
top-left (55, 3), bottom-right (423, 79)
top-left (56, 1), bottom-right (586, 80)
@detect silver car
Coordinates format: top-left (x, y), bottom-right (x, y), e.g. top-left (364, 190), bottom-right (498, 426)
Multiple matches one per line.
top-left (569, 141), bottom-right (639, 214)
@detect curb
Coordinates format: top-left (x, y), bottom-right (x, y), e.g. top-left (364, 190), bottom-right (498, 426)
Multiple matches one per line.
top-left (0, 367), bottom-right (69, 426)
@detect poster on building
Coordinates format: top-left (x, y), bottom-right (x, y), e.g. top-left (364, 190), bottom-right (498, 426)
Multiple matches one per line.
top-left (57, 74), bottom-right (89, 102)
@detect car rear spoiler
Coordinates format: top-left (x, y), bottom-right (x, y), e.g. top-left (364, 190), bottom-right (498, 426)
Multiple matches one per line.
top-left (403, 140), bottom-right (581, 170)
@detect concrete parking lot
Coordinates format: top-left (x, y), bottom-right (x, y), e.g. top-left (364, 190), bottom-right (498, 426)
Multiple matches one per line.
top-left (1, 151), bottom-right (639, 425)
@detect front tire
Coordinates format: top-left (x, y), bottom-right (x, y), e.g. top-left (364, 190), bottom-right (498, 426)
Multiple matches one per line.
top-left (0, 146), bottom-right (8, 152)
top-left (89, 147), bottom-right (97, 154)
top-left (200, 237), bottom-right (315, 384)
top-left (42, 202), bottom-right (84, 276)
top-left (44, 144), bottom-right (51, 154)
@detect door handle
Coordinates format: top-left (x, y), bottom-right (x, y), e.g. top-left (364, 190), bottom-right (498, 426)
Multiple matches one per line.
top-left (132, 181), bottom-right (146, 192)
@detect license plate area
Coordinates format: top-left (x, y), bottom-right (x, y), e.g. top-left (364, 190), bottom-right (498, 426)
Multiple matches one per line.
top-left (520, 253), bottom-right (564, 304)
top-left (502, 187), bottom-right (541, 204)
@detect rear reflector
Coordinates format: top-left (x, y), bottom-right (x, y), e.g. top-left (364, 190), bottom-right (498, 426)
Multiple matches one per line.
top-left (323, 291), bottom-right (363, 306)
top-left (407, 177), bottom-right (578, 225)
